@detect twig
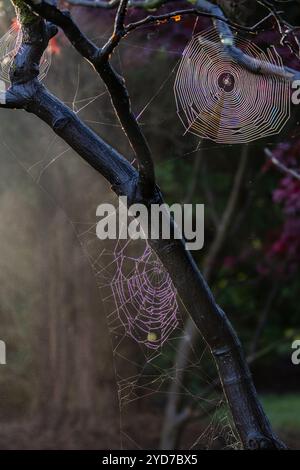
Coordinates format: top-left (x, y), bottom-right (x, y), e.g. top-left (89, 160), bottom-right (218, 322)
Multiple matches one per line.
top-left (194, 0), bottom-right (299, 80)
top-left (265, 148), bottom-right (300, 181)
top-left (66, 0), bottom-right (119, 8)
top-left (125, 8), bottom-right (259, 35)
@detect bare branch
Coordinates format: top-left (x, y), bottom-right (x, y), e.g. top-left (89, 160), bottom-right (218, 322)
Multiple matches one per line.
top-left (104, 0), bottom-right (300, 81)
top-left (128, 0), bottom-right (171, 8)
top-left (25, 0), bottom-right (156, 199)
top-left (0, 89), bottom-right (24, 108)
top-left (66, 0), bottom-right (169, 9)
top-left (161, 146), bottom-right (249, 449)
top-left (66, 0), bottom-right (120, 8)
top-left (194, 0), bottom-right (300, 80)
top-left (21, 0), bottom-right (300, 199)
top-left (115, 0), bottom-right (128, 31)
top-left (125, 8), bottom-right (257, 35)
top-left (265, 148), bottom-right (300, 180)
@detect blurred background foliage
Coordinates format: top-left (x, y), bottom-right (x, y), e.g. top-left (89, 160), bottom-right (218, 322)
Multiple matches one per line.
top-left (0, 0), bottom-right (299, 449)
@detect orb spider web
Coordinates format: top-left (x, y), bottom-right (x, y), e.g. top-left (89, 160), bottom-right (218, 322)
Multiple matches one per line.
top-left (174, 28), bottom-right (291, 144)
top-left (0, 22), bottom-right (51, 85)
top-left (107, 239), bottom-right (179, 351)
top-left (75, 194), bottom-right (239, 448)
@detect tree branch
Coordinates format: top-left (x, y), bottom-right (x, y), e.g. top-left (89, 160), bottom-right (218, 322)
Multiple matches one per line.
top-left (193, 0), bottom-right (300, 80)
top-left (66, 0), bottom-right (170, 9)
top-left (115, 0), bottom-right (128, 31)
top-left (66, 0), bottom-right (120, 8)
top-left (265, 148), bottom-right (300, 181)
top-left (125, 8), bottom-right (258, 35)
top-left (25, 0), bottom-right (156, 199)
top-left (4, 0), bottom-right (287, 449)
top-left (160, 146), bottom-right (249, 450)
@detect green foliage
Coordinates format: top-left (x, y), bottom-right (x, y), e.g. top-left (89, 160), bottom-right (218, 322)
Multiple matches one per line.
top-left (261, 395), bottom-right (300, 431)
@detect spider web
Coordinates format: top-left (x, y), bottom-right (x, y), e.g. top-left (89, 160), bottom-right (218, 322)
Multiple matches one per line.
top-left (0, 22), bottom-right (51, 85)
top-left (174, 28), bottom-right (291, 144)
top-left (0, 14), bottom-right (262, 450)
top-left (72, 195), bottom-right (238, 450)
top-left (103, 239), bottom-right (179, 351)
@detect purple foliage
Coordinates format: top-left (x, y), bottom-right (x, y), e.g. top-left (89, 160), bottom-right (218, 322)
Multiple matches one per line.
top-left (263, 142), bottom-right (300, 275)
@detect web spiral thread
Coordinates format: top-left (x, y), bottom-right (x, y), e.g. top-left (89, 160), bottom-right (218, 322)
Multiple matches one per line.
top-left (0, 24), bottom-right (51, 84)
top-left (110, 242), bottom-right (178, 350)
top-left (174, 29), bottom-right (291, 144)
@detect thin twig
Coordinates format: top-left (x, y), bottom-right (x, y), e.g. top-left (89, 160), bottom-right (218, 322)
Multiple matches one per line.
top-left (66, 0), bottom-right (119, 8)
top-left (265, 148), bottom-right (300, 181)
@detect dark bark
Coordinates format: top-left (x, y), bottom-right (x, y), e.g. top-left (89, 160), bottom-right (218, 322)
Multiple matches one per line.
top-left (161, 146), bottom-right (249, 449)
